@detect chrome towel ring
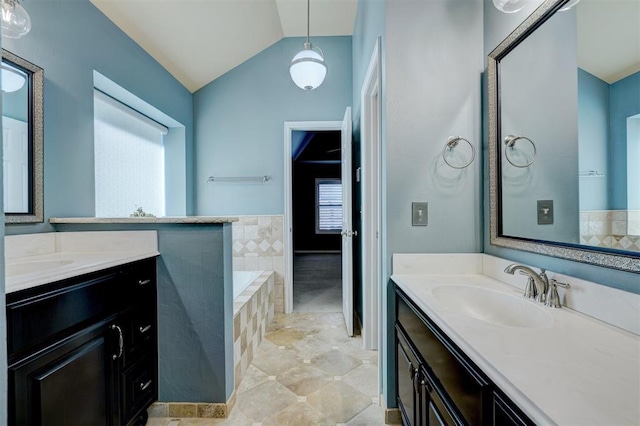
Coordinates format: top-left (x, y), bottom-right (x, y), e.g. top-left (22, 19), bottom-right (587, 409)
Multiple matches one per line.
top-left (504, 135), bottom-right (536, 168)
top-left (442, 136), bottom-right (475, 169)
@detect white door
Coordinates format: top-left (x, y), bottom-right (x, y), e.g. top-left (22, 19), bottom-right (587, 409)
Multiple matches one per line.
top-left (341, 107), bottom-right (354, 336)
top-left (2, 116), bottom-right (29, 213)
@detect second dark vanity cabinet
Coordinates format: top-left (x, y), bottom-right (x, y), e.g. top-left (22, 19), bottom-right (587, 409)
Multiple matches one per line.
top-left (7, 258), bottom-right (158, 426)
top-left (395, 286), bottom-right (534, 426)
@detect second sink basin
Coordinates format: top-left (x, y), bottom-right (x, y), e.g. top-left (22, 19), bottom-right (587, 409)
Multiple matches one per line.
top-left (432, 285), bottom-right (552, 328)
top-left (6, 259), bottom-right (74, 276)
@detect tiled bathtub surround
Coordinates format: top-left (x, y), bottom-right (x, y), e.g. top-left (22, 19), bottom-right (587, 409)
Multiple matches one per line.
top-left (147, 272), bottom-right (275, 420)
top-left (580, 210), bottom-right (640, 251)
top-left (233, 271), bottom-right (275, 392)
top-left (232, 216), bottom-right (285, 313)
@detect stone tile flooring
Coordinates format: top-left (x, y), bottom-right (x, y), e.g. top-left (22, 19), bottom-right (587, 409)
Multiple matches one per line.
top-left (147, 312), bottom-right (397, 425)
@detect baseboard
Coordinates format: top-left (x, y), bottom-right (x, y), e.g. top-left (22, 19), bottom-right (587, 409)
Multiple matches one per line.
top-left (381, 394), bottom-right (402, 425)
top-left (148, 392), bottom-right (236, 419)
top-left (385, 408), bottom-right (402, 424)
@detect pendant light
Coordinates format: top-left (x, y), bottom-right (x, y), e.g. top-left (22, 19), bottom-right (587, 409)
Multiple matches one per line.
top-left (289, 0), bottom-right (327, 91)
top-left (492, 0), bottom-right (530, 13)
top-left (1, 63), bottom-right (26, 92)
top-left (1, 0), bottom-right (31, 39)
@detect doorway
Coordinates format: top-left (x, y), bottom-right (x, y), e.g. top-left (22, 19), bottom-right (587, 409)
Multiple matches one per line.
top-left (284, 108), bottom-right (355, 335)
top-left (292, 130), bottom-right (342, 313)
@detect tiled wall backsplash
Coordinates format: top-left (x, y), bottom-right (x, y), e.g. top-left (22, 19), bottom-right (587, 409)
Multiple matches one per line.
top-left (580, 210), bottom-right (640, 251)
top-left (232, 216), bottom-right (285, 313)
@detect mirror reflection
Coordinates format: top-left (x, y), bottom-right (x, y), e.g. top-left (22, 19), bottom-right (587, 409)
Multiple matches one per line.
top-left (499, 0), bottom-right (640, 254)
top-left (1, 48), bottom-right (44, 223)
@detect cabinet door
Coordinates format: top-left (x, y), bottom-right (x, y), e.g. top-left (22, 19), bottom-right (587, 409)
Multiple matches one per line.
top-left (397, 327), bottom-right (419, 426)
top-left (9, 319), bottom-right (118, 426)
top-left (397, 290), bottom-right (490, 425)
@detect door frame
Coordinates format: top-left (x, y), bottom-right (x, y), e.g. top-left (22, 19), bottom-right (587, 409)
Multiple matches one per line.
top-left (284, 120), bottom-right (343, 314)
top-left (361, 37), bottom-right (382, 352)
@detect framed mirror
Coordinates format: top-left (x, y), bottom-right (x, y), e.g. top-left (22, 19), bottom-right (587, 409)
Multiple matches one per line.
top-left (2, 48), bottom-right (44, 223)
top-left (488, 0), bottom-right (640, 273)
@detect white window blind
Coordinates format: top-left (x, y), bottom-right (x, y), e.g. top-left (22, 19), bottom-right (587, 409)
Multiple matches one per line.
top-left (317, 179), bottom-right (342, 233)
top-left (94, 90), bottom-right (167, 217)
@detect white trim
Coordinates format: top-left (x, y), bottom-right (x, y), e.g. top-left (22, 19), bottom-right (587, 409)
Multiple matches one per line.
top-left (284, 120), bottom-right (342, 314)
top-left (361, 38), bottom-right (382, 358)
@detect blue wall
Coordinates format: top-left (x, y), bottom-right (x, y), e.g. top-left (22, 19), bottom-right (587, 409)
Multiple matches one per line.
top-left (3, 0), bottom-right (194, 234)
top-left (578, 68), bottom-right (610, 211)
top-left (610, 72), bottom-right (640, 209)
top-left (193, 36), bottom-right (352, 215)
top-left (483, 0), bottom-right (640, 294)
top-left (351, 0), bottom-right (385, 356)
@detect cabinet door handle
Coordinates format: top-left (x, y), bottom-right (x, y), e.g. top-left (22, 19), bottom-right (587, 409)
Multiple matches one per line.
top-left (140, 380), bottom-right (153, 392)
top-left (139, 325), bottom-right (152, 334)
top-left (138, 279), bottom-right (151, 286)
top-left (111, 324), bottom-right (124, 360)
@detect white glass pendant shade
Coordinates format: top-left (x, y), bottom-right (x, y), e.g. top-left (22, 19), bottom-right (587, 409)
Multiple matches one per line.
top-left (1, 64), bottom-right (26, 92)
top-left (1, 0), bottom-right (31, 39)
top-left (289, 47), bottom-right (327, 91)
top-left (492, 0), bottom-right (530, 13)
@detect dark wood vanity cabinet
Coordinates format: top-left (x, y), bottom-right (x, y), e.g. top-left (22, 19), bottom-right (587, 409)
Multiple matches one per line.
top-left (395, 287), bottom-right (534, 426)
top-left (7, 258), bottom-right (158, 426)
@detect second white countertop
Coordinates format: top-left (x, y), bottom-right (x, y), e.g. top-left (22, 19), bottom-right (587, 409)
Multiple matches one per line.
top-left (5, 231), bottom-right (160, 294)
top-left (392, 273), bottom-right (640, 426)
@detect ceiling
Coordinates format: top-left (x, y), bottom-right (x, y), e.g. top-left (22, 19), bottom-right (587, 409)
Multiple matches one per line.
top-left (90, 0), bottom-right (358, 93)
top-left (577, 0), bottom-right (640, 83)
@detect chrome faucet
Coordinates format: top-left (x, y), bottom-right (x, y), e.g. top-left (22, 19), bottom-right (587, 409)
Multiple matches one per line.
top-left (504, 264), bottom-right (549, 303)
top-left (545, 278), bottom-right (570, 308)
top-left (504, 264), bottom-right (570, 308)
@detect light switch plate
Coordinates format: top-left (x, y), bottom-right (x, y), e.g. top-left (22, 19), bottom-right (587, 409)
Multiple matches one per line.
top-left (537, 200), bottom-right (554, 225)
top-left (412, 202), bottom-right (428, 226)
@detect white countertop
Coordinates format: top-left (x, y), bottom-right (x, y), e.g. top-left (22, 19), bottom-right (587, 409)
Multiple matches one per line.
top-left (6, 251), bottom-right (159, 294)
top-left (5, 231), bottom-right (159, 294)
top-left (392, 273), bottom-right (640, 425)
top-left (49, 216), bottom-right (238, 224)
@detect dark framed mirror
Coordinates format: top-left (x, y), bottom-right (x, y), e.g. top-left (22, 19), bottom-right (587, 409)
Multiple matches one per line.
top-left (488, 0), bottom-right (640, 273)
top-left (2, 48), bottom-right (44, 223)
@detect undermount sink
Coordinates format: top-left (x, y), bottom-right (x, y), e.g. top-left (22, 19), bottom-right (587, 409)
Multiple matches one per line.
top-left (6, 259), bottom-right (74, 277)
top-left (432, 285), bottom-right (553, 328)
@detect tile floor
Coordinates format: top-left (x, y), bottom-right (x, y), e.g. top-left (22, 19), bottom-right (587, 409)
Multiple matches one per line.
top-left (147, 312), bottom-right (397, 425)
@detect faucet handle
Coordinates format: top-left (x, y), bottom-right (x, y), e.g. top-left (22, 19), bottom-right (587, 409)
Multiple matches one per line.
top-left (550, 278), bottom-right (570, 289)
top-left (545, 279), bottom-right (570, 308)
top-left (523, 277), bottom-right (537, 299)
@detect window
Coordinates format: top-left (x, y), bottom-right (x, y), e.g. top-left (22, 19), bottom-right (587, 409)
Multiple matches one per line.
top-left (94, 89), bottom-right (168, 217)
top-left (316, 179), bottom-right (342, 233)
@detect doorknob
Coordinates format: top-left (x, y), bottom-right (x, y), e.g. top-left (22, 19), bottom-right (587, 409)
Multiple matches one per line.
top-left (342, 230), bottom-right (358, 238)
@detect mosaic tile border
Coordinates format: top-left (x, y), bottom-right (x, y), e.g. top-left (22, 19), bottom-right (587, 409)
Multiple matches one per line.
top-left (232, 216), bottom-right (285, 313)
top-left (580, 210), bottom-right (640, 251)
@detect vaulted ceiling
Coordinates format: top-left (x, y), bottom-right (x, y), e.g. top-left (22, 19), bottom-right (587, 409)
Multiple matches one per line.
top-left (90, 0), bottom-right (358, 93)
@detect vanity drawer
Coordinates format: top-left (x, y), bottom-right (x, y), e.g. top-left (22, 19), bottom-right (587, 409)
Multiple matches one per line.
top-left (7, 273), bottom-right (122, 360)
top-left (121, 355), bottom-right (157, 422)
top-left (397, 289), bottom-right (491, 425)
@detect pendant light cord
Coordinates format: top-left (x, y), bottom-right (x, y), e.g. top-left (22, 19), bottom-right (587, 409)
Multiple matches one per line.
top-left (306, 0), bottom-right (310, 44)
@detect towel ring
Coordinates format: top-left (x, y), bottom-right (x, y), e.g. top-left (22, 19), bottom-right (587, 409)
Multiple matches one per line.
top-left (504, 135), bottom-right (536, 168)
top-left (442, 136), bottom-right (475, 169)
